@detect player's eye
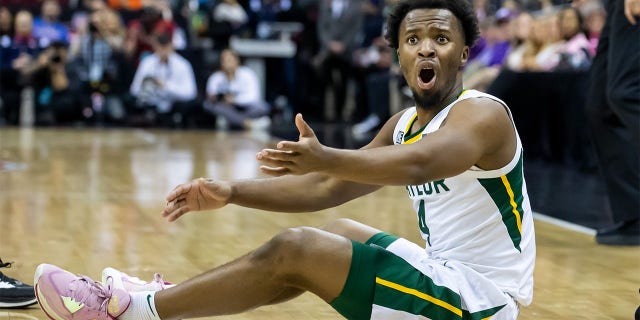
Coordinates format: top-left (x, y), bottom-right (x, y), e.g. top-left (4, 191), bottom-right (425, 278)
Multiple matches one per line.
top-left (436, 35), bottom-right (449, 44)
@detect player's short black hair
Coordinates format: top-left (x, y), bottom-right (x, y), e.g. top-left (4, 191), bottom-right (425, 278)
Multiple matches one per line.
top-left (385, 0), bottom-right (480, 48)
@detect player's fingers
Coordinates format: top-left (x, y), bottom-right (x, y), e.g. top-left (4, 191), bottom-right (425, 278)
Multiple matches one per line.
top-left (259, 165), bottom-right (290, 176)
top-left (625, 1), bottom-right (637, 24)
top-left (258, 149), bottom-right (296, 161)
top-left (166, 183), bottom-right (191, 202)
top-left (276, 141), bottom-right (302, 152)
top-left (161, 198), bottom-right (184, 217)
top-left (259, 159), bottom-right (295, 171)
top-left (295, 114), bottom-right (316, 138)
top-left (166, 205), bottom-right (191, 222)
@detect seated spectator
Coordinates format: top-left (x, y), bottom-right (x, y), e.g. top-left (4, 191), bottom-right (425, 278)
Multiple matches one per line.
top-left (520, 11), bottom-right (564, 71)
top-left (463, 8), bottom-right (513, 91)
top-left (123, 6), bottom-right (174, 67)
top-left (0, 6), bottom-right (11, 41)
top-left (67, 0), bottom-right (108, 53)
top-left (576, 0), bottom-right (605, 56)
top-left (204, 48), bottom-right (270, 130)
top-left (9, 10), bottom-right (39, 59)
top-left (70, 7), bottom-right (127, 122)
top-left (505, 11), bottom-right (534, 71)
top-left (0, 6), bottom-right (12, 124)
top-left (0, 10), bottom-right (40, 125)
top-left (31, 41), bottom-right (83, 124)
top-left (129, 31), bottom-right (198, 127)
top-left (147, 0), bottom-right (187, 50)
top-left (32, 0), bottom-right (70, 46)
top-left (555, 6), bottom-right (591, 71)
top-left (91, 7), bottom-right (125, 50)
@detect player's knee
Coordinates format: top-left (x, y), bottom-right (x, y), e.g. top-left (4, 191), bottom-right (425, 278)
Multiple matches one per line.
top-left (253, 227), bottom-right (313, 269)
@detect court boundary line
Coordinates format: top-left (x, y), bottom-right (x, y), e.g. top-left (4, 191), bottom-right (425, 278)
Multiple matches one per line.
top-left (533, 211), bottom-right (596, 236)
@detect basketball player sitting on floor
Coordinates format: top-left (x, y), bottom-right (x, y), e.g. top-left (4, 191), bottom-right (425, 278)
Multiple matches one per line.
top-left (33, 0), bottom-right (536, 319)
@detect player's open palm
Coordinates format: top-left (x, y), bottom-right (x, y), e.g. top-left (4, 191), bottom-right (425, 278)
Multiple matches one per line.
top-left (162, 178), bottom-right (232, 222)
top-left (258, 114), bottom-right (330, 176)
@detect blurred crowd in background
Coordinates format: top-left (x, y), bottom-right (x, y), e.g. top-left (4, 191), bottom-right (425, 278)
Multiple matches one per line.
top-left (0, 0), bottom-right (606, 134)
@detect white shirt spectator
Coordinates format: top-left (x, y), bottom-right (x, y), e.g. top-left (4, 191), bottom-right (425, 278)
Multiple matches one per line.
top-left (206, 66), bottom-right (260, 106)
top-left (130, 52), bottom-right (197, 112)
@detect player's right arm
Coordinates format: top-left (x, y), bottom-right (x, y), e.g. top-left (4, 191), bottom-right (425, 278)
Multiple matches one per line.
top-left (161, 111), bottom-right (405, 222)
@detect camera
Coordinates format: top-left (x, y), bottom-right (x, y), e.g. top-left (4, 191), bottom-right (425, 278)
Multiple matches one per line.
top-left (89, 21), bottom-right (99, 34)
top-left (51, 54), bottom-right (62, 63)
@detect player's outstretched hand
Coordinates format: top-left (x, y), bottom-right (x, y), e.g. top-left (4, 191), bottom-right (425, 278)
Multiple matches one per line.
top-left (625, 0), bottom-right (640, 24)
top-left (257, 114), bottom-right (331, 176)
top-left (162, 178), bottom-right (232, 222)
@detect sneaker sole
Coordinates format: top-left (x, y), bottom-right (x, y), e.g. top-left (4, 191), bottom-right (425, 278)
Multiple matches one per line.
top-left (33, 264), bottom-right (66, 320)
top-left (0, 298), bottom-right (38, 308)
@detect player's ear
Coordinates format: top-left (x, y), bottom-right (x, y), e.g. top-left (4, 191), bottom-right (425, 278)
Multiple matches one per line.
top-left (396, 49), bottom-right (401, 67)
top-left (460, 46), bottom-right (469, 68)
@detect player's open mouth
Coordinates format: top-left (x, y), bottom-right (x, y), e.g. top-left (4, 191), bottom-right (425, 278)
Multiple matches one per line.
top-left (418, 67), bottom-right (436, 90)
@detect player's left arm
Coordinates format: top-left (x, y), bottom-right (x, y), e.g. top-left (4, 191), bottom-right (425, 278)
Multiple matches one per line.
top-left (258, 99), bottom-right (516, 186)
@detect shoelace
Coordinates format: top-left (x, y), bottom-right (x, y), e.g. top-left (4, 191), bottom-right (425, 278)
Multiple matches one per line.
top-left (0, 258), bottom-right (23, 285)
top-left (0, 258), bottom-right (13, 269)
top-left (69, 276), bottom-right (115, 314)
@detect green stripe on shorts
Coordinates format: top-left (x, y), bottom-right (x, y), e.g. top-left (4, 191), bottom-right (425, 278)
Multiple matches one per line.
top-left (373, 250), bottom-right (463, 319)
top-left (330, 240), bottom-right (376, 320)
top-left (331, 233), bottom-right (467, 319)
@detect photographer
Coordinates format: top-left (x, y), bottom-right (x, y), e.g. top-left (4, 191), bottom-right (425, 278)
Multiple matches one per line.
top-left (128, 31), bottom-right (198, 127)
top-left (204, 48), bottom-right (270, 130)
top-left (70, 8), bottom-right (126, 123)
top-left (31, 41), bottom-right (83, 125)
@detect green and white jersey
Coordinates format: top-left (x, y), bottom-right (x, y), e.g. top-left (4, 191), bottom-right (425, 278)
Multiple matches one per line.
top-left (392, 90), bottom-right (536, 306)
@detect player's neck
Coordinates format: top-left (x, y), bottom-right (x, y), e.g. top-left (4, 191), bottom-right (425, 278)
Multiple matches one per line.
top-left (414, 84), bottom-right (464, 128)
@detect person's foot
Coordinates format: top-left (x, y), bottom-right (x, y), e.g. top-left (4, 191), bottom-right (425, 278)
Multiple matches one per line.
top-left (0, 259), bottom-right (37, 308)
top-left (34, 264), bottom-right (131, 320)
top-left (101, 267), bottom-right (174, 292)
top-left (596, 219), bottom-right (640, 246)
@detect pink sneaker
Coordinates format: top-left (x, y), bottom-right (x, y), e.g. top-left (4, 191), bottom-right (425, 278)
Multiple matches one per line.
top-left (34, 264), bottom-right (130, 320)
top-left (101, 267), bottom-right (174, 292)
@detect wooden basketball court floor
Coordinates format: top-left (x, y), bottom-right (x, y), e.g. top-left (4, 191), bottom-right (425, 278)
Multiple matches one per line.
top-left (0, 127), bottom-right (638, 320)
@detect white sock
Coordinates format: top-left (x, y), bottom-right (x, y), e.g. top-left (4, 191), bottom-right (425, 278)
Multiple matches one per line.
top-left (119, 291), bottom-right (162, 320)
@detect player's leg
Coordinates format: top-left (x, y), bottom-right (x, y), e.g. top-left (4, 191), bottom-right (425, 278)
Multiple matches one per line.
top-left (154, 226), bottom-right (354, 319)
top-left (34, 221), bottom-right (384, 320)
top-left (265, 218), bottom-right (384, 305)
